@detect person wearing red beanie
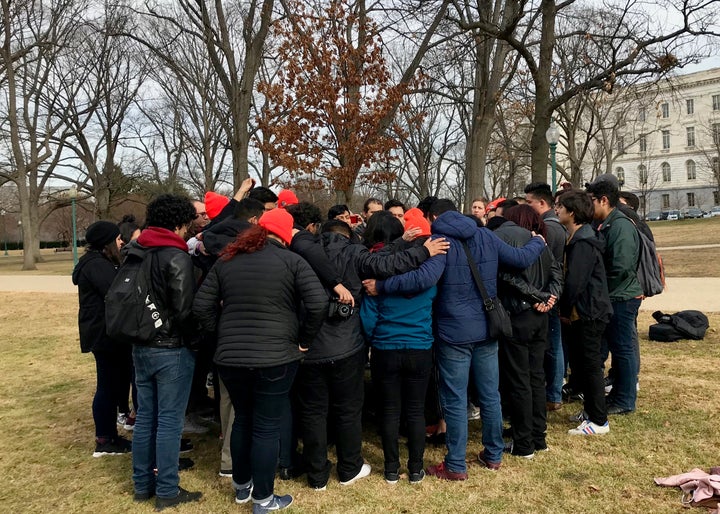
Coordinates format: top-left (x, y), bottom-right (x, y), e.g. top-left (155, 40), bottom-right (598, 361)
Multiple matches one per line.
top-left (403, 208), bottom-right (431, 237)
top-left (277, 190), bottom-right (299, 209)
top-left (204, 191), bottom-right (231, 220)
top-left (258, 208), bottom-right (294, 245)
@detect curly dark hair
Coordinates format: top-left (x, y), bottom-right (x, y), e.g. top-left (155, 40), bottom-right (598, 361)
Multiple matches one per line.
top-left (286, 202), bottom-right (322, 228)
top-left (145, 194), bottom-right (196, 231)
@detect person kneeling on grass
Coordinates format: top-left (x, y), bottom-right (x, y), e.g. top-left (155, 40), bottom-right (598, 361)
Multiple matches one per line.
top-left (555, 190), bottom-right (612, 435)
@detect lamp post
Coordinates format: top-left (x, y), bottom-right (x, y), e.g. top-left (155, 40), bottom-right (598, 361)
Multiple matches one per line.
top-left (68, 185), bottom-right (78, 267)
top-left (1, 209), bottom-right (7, 256)
top-left (17, 220), bottom-right (22, 255)
top-left (545, 119), bottom-right (560, 194)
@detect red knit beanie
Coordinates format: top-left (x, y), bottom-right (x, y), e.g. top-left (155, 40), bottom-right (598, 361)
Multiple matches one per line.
top-left (259, 208), bottom-right (294, 245)
top-left (277, 190), bottom-right (299, 208)
top-left (403, 207), bottom-right (431, 237)
top-left (204, 191), bottom-right (230, 219)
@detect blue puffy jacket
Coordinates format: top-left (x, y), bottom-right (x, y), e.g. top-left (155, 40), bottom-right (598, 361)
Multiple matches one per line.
top-left (378, 211), bottom-right (545, 345)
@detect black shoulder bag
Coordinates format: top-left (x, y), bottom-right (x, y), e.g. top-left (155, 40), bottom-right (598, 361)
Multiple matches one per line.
top-left (461, 242), bottom-right (513, 340)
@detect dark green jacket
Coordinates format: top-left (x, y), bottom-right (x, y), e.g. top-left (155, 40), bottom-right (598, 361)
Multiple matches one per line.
top-left (598, 208), bottom-right (642, 301)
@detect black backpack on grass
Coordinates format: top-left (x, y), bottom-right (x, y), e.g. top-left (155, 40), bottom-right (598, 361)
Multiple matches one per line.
top-left (648, 310), bottom-right (709, 342)
top-left (105, 249), bottom-right (167, 343)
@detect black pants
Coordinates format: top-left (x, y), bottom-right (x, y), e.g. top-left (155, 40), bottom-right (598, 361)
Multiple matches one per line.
top-left (371, 348), bottom-right (432, 475)
top-left (567, 319), bottom-right (608, 425)
top-left (297, 350), bottom-right (365, 487)
top-left (499, 309), bottom-right (548, 455)
top-left (218, 362), bottom-right (298, 502)
top-left (93, 347), bottom-right (132, 438)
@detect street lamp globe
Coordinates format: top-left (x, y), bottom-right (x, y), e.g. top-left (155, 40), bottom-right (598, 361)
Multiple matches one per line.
top-left (545, 121), bottom-right (560, 145)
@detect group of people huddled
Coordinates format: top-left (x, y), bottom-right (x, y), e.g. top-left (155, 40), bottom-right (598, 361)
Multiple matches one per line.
top-left (73, 172), bottom-right (648, 512)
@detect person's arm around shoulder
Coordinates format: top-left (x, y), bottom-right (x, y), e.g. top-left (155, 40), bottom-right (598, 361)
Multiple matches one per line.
top-left (492, 229), bottom-right (546, 268)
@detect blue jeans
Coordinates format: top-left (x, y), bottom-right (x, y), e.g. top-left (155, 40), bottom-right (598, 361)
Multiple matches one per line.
top-left (437, 340), bottom-right (504, 472)
top-left (132, 345), bottom-right (195, 499)
top-left (544, 312), bottom-right (564, 403)
top-left (605, 298), bottom-right (641, 411)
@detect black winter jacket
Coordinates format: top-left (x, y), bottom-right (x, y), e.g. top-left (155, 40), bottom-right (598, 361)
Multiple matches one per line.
top-left (192, 239), bottom-right (328, 368)
top-left (542, 210), bottom-right (567, 263)
top-left (303, 232), bottom-right (430, 364)
top-left (559, 224), bottom-right (613, 323)
top-left (493, 220), bottom-right (564, 315)
top-left (72, 250), bottom-right (117, 353)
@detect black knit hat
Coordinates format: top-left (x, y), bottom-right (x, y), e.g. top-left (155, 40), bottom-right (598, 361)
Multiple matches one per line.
top-left (85, 221), bottom-right (120, 247)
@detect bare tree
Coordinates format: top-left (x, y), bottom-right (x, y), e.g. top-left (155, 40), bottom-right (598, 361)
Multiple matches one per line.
top-left (0, 0), bottom-right (85, 269)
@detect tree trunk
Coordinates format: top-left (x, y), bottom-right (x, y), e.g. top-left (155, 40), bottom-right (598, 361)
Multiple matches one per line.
top-left (530, 0), bottom-right (556, 185)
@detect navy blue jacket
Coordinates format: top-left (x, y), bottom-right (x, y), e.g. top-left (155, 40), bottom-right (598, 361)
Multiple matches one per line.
top-left (378, 210), bottom-right (545, 345)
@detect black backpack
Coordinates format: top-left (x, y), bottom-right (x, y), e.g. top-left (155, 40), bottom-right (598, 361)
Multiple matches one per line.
top-left (105, 249), bottom-right (167, 342)
top-left (648, 310), bottom-right (709, 342)
top-left (635, 227), bottom-right (665, 298)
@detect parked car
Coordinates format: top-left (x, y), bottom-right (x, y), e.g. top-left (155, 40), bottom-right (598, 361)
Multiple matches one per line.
top-left (646, 210), bottom-right (663, 221)
top-left (684, 208), bottom-right (704, 219)
top-left (666, 210), bottom-right (681, 221)
top-left (711, 206), bottom-right (720, 217)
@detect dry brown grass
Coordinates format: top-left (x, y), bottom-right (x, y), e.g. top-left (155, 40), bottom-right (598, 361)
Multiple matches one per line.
top-left (650, 216), bottom-right (720, 247)
top-left (1, 293), bottom-right (719, 513)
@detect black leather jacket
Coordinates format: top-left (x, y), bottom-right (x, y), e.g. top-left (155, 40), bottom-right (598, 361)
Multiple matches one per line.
top-left (123, 236), bottom-right (196, 345)
top-left (493, 220), bottom-right (564, 315)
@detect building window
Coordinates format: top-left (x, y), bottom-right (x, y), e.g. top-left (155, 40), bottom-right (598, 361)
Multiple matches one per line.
top-left (662, 194), bottom-right (670, 209)
top-left (639, 195), bottom-right (646, 211)
top-left (687, 98), bottom-right (694, 115)
top-left (638, 165), bottom-right (648, 185)
top-left (638, 107), bottom-right (646, 122)
top-left (713, 157), bottom-right (720, 176)
top-left (686, 126), bottom-right (695, 147)
top-left (662, 162), bottom-right (671, 182)
top-left (713, 123), bottom-right (720, 146)
top-left (661, 102), bottom-right (669, 118)
top-left (662, 130), bottom-right (670, 149)
top-left (714, 190), bottom-right (720, 205)
top-left (616, 167), bottom-right (625, 184)
top-left (617, 136), bottom-right (625, 155)
top-left (639, 134), bottom-right (647, 152)
top-left (713, 94), bottom-right (720, 111)
top-left (687, 192), bottom-right (696, 207)
top-left (687, 160), bottom-right (697, 180)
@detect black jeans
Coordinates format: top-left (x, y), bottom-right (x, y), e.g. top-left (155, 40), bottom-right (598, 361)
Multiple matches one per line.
top-left (499, 309), bottom-right (549, 455)
top-left (371, 348), bottom-right (432, 475)
top-left (296, 350), bottom-right (365, 487)
top-left (567, 319), bottom-right (608, 425)
top-left (93, 347), bottom-right (132, 439)
top-left (218, 361), bottom-right (299, 502)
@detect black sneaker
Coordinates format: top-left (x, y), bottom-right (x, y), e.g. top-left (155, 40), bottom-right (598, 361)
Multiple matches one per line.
top-left (180, 438), bottom-right (193, 453)
top-left (409, 470), bottom-right (425, 484)
top-left (384, 471), bottom-right (399, 484)
top-left (155, 487), bottom-right (202, 511)
top-left (133, 490), bottom-right (155, 502)
top-left (179, 457), bottom-right (194, 471)
top-left (92, 436), bottom-right (131, 458)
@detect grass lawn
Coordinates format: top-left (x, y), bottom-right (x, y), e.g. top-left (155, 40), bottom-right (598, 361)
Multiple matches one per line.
top-left (1, 292), bottom-right (718, 513)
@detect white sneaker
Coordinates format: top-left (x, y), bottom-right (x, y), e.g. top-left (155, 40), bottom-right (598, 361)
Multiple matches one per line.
top-left (468, 405), bottom-right (481, 421)
top-left (568, 420), bottom-right (610, 435)
top-left (340, 463), bottom-right (371, 486)
top-left (183, 416), bottom-right (209, 434)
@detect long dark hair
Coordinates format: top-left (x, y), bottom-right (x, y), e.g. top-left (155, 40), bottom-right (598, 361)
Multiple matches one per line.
top-left (504, 204), bottom-right (547, 238)
top-left (99, 240), bottom-right (122, 265)
top-left (118, 214), bottom-right (141, 245)
top-left (220, 225), bottom-right (268, 260)
top-left (363, 211), bottom-right (403, 249)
